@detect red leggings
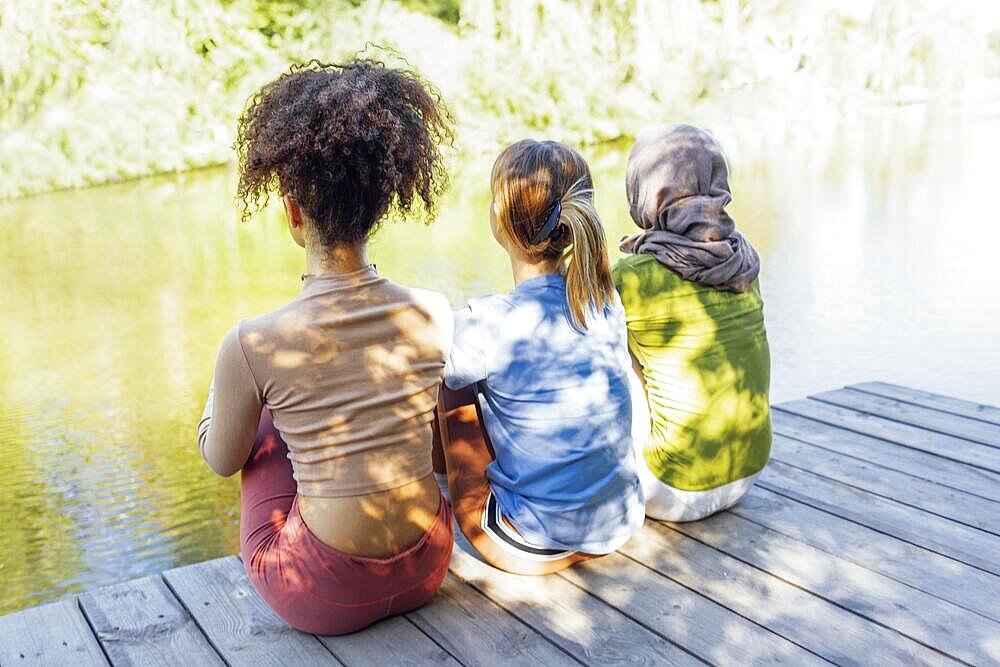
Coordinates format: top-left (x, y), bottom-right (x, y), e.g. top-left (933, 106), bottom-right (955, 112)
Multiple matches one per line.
top-left (240, 409), bottom-right (454, 635)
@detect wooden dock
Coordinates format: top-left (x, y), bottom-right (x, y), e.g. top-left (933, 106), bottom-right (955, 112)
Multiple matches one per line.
top-left (2, 382), bottom-right (999, 666)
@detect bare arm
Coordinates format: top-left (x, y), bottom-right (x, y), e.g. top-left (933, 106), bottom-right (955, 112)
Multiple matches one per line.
top-left (197, 325), bottom-right (263, 477)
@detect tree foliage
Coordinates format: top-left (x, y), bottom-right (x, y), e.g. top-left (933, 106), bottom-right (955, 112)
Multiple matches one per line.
top-left (1, 0), bottom-right (996, 199)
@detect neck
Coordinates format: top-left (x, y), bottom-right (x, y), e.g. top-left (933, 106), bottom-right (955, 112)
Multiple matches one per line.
top-left (509, 252), bottom-right (560, 286)
top-left (306, 240), bottom-right (370, 276)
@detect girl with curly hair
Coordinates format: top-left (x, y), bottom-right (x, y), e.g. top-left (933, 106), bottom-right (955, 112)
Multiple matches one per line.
top-left (197, 59), bottom-right (456, 635)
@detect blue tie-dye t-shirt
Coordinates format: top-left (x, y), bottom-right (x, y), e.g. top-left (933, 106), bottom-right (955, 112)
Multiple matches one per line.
top-left (445, 273), bottom-right (645, 554)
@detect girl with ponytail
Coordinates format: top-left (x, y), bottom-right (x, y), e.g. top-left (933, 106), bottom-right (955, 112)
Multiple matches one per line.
top-left (432, 140), bottom-right (645, 575)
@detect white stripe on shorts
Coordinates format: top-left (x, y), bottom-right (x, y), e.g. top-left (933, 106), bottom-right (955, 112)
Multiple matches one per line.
top-left (479, 490), bottom-right (575, 562)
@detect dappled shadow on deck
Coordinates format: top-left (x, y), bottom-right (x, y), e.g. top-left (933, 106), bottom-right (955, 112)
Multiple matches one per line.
top-left (2, 383), bottom-right (998, 665)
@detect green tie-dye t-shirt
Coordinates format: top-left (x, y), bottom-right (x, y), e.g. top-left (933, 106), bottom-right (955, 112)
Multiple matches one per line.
top-left (613, 253), bottom-right (772, 491)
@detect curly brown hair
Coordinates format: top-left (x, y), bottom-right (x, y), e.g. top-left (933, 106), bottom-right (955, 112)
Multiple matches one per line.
top-left (234, 58), bottom-right (454, 245)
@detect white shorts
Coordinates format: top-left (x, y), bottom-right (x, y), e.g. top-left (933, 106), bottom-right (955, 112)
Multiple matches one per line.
top-left (636, 458), bottom-right (760, 522)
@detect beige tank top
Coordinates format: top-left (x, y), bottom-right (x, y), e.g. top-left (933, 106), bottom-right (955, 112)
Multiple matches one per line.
top-left (198, 266), bottom-right (451, 497)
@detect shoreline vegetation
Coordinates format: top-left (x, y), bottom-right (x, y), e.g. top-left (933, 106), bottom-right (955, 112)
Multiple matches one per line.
top-left (2, 0), bottom-right (998, 200)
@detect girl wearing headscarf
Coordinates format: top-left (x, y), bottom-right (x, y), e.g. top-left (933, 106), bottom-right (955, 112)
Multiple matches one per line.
top-left (613, 124), bottom-right (772, 521)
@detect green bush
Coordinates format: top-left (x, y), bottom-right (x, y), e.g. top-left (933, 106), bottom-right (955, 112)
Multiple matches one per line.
top-left (1, 0), bottom-right (996, 199)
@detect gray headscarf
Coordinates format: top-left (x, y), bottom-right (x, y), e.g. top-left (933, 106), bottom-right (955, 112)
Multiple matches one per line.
top-left (619, 124), bottom-right (760, 292)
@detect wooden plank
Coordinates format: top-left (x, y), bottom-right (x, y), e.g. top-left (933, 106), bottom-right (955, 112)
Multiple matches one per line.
top-left (162, 556), bottom-right (338, 666)
top-left (850, 382), bottom-right (1000, 426)
top-left (770, 433), bottom-right (1000, 534)
top-left (407, 573), bottom-right (578, 666)
top-left (619, 521), bottom-right (959, 666)
top-left (772, 409), bottom-right (1000, 502)
top-left (775, 399), bottom-right (1000, 473)
top-left (0, 598), bottom-right (108, 666)
top-left (447, 548), bottom-right (701, 666)
top-left (318, 615), bottom-right (459, 667)
top-left (559, 552), bottom-right (826, 666)
top-left (79, 575), bottom-right (223, 666)
top-left (812, 388), bottom-right (1000, 448)
top-left (732, 486), bottom-right (1000, 622)
top-left (759, 461), bottom-right (1000, 575)
top-left (671, 510), bottom-right (1000, 665)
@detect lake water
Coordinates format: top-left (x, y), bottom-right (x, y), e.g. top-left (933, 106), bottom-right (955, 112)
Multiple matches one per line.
top-left (2, 109), bottom-right (998, 614)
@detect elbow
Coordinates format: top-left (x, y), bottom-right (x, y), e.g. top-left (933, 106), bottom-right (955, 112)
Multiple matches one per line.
top-left (204, 454), bottom-right (242, 478)
top-left (209, 462), bottom-right (241, 478)
top-left (202, 448), bottom-right (242, 477)
top-left (199, 434), bottom-right (242, 478)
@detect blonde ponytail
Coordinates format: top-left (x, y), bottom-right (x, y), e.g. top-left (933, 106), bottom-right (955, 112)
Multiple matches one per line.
top-left (556, 179), bottom-right (614, 330)
top-left (491, 140), bottom-right (614, 330)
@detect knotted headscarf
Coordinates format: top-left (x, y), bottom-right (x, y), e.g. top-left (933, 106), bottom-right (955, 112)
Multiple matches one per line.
top-left (619, 124), bottom-right (760, 292)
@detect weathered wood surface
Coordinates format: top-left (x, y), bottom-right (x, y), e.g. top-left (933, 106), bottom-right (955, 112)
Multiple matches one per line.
top-left (0, 599), bottom-right (109, 666)
top-left (850, 381), bottom-right (1000, 426)
top-left (79, 575), bottom-right (223, 666)
top-left (760, 460), bottom-right (1000, 575)
top-left (770, 433), bottom-right (1000, 533)
top-left (671, 510), bottom-right (1000, 665)
top-left (731, 486), bottom-right (1000, 623)
top-left (771, 409), bottom-right (1000, 502)
top-left (777, 398), bottom-right (1000, 472)
top-left (447, 549), bottom-right (702, 666)
top-left (318, 615), bottom-right (457, 667)
top-left (407, 573), bottom-right (577, 666)
top-left (812, 387), bottom-right (1000, 447)
top-left (619, 521), bottom-right (959, 666)
top-left (559, 551), bottom-right (825, 666)
top-left (162, 556), bottom-right (338, 666)
top-left (3, 383), bottom-right (999, 666)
